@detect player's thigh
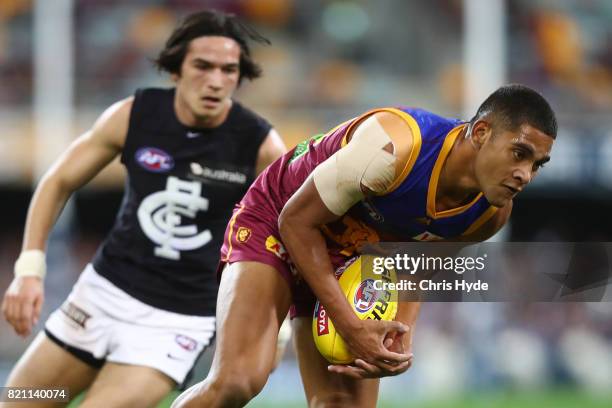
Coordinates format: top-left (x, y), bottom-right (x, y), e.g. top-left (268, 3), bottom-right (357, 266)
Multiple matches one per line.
top-left (210, 261), bottom-right (291, 381)
top-left (293, 317), bottom-right (379, 408)
top-left (79, 362), bottom-right (175, 408)
top-left (1, 332), bottom-right (98, 408)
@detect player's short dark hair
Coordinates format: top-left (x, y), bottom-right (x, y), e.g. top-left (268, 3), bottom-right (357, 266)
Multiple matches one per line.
top-left (470, 84), bottom-right (558, 139)
top-left (154, 10), bottom-right (269, 83)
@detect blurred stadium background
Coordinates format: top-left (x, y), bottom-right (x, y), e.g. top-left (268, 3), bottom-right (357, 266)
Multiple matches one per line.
top-left (1, 0), bottom-right (611, 406)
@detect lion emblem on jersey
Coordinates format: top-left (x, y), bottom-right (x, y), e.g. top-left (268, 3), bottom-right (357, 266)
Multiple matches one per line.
top-left (236, 227), bottom-right (252, 243)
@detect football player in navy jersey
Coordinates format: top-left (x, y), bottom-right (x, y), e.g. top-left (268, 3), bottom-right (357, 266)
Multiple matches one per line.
top-left (1, 10), bottom-right (286, 408)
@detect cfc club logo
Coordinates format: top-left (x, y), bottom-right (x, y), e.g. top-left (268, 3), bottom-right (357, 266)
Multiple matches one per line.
top-left (353, 279), bottom-right (378, 313)
top-left (138, 176), bottom-right (211, 260)
top-left (236, 227), bottom-right (252, 243)
top-left (136, 147), bottom-right (174, 172)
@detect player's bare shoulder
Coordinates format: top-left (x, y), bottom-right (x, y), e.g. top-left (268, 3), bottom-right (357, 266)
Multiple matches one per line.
top-left (88, 96), bottom-right (134, 151)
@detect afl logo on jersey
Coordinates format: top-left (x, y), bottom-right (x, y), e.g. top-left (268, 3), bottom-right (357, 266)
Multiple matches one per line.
top-left (175, 334), bottom-right (198, 352)
top-left (354, 279), bottom-right (378, 313)
top-left (135, 147), bottom-right (174, 173)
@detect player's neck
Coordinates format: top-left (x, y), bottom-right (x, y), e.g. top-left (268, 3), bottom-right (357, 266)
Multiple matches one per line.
top-left (174, 97), bottom-right (232, 129)
top-left (436, 128), bottom-right (481, 209)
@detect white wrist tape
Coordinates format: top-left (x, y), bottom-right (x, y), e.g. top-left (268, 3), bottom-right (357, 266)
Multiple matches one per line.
top-left (14, 250), bottom-right (47, 279)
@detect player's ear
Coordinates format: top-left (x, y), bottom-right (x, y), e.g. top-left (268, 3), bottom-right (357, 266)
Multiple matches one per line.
top-left (470, 120), bottom-right (492, 148)
top-left (171, 72), bottom-right (180, 82)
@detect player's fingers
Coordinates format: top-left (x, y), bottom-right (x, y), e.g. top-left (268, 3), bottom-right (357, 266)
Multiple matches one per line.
top-left (383, 320), bottom-right (409, 334)
top-left (22, 294), bottom-right (37, 333)
top-left (375, 347), bottom-right (412, 365)
top-left (16, 297), bottom-right (33, 337)
top-left (360, 355), bottom-right (413, 376)
top-left (383, 336), bottom-right (394, 349)
top-left (390, 355), bottom-right (413, 374)
top-left (353, 358), bottom-right (380, 375)
top-left (4, 295), bottom-right (18, 328)
top-left (32, 294), bottom-right (44, 326)
top-left (327, 364), bottom-right (370, 379)
top-left (8, 300), bottom-right (23, 335)
top-left (374, 358), bottom-right (410, 374)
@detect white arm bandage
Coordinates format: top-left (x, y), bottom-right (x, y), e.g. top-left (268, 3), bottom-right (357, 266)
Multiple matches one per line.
top-left (312, 115), bottom-right (397, 216)
top-left (14, 249), bottom-right (47, 279)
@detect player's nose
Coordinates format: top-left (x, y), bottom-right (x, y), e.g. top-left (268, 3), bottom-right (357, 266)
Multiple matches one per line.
top-left (512, 166), bottom-right (532, 185)
top-left (206, 68), bottom-right (224, 91)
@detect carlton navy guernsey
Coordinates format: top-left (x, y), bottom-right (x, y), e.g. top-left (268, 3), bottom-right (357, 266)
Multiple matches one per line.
top-left (92, 87), bottom-right (270, 316)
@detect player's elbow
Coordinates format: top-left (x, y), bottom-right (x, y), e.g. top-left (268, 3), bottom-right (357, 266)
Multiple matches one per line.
top-left (37, 171), bottom-right (73, 199)
top-left (278, 203), bottom-right (312, 244)
top-left (277, 206), bottom-right (296, 242)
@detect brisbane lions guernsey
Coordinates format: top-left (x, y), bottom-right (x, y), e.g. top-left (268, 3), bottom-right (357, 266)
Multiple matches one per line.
top-left (93, 88), bottom-right (270, 315)
top-left (249, 107), bottom-right (497, 258)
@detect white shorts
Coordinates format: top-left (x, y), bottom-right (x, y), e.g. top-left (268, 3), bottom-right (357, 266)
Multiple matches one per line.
top-left (45, 264), bottom-right (215, 384)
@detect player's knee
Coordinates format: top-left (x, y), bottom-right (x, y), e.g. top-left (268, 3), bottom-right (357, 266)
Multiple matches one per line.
top-left (209, 369), bottom-right (268, 404)
top-left (309, 391), bottom-right (357, 408)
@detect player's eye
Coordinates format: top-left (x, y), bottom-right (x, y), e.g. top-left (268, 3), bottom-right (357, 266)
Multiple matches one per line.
top-left (533, 162), bottom-right (545, 171)
top-left (222, 66), bottom-right (238, 74)
top-left (194, 61), bottom-right (213, 70)
top-left (513, 150), bottom-right (525, 161)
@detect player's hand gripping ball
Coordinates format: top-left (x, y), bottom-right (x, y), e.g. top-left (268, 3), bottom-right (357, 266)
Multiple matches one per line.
top-left (312, 255), bottom-right (398, 364)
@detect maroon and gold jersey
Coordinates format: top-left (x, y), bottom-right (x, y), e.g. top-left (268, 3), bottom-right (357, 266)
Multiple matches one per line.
top-left (219, 107), bottom-right (496, 318)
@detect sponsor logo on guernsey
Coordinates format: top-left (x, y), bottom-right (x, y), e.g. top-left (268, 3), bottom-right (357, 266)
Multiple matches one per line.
top-left (138, 176), bottom-right (211, 260)
top-left (265, 235), bottom-right (288, 261)
top-left (175, 334), bottom-right (198, 352)
top-left (314, 302), bottom-right (329, 335)
top-left (236, 227), bottom-right (252, 243)
top-left (412, 231), bottom-right (444, 241)
top-left (265, 235), bottom-right (300, 277)
top-left (60, 301), bottom-right (91, 328)
top-left (190, 162), bottom-right (247, 185)
top-left (135, 147), bottom-right (174, 172)
top-left (353, 279), bottom-right (378, 313)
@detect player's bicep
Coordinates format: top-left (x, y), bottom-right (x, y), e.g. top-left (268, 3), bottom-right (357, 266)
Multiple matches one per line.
top-left (312, 111), bottom-right (415, 216)
top-left (280, 176), bottom-right (340, 230)
top-left (45, 98), bottom-right (132, 191)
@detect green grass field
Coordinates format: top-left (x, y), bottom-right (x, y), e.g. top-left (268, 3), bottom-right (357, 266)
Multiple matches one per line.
top-left (67, 388), bottom-right (611, 407)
